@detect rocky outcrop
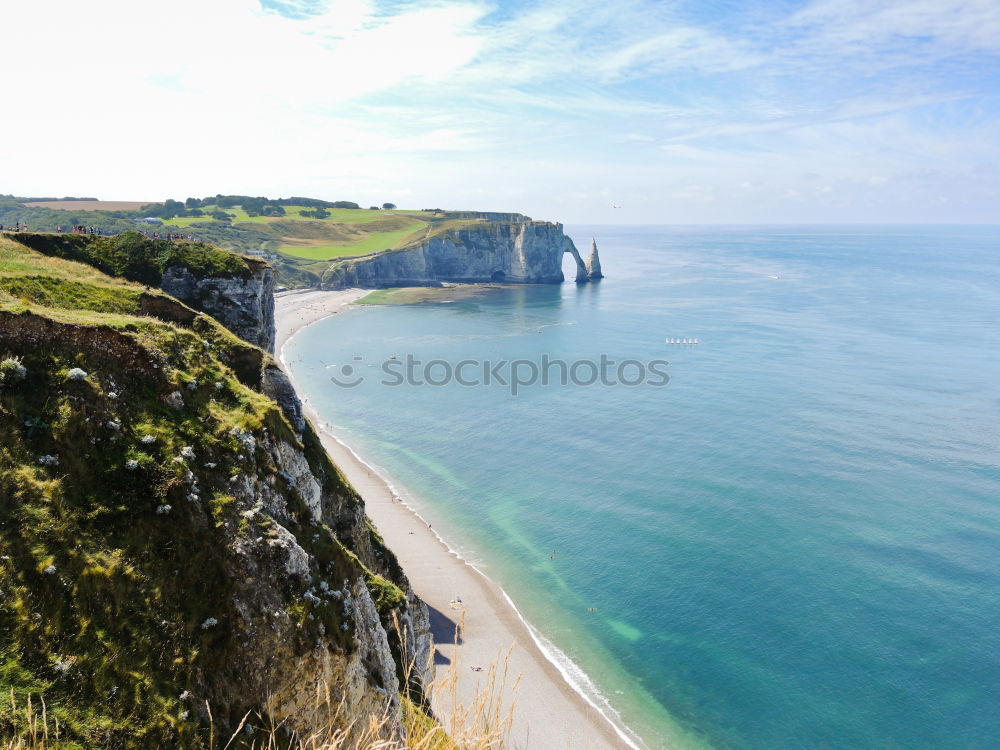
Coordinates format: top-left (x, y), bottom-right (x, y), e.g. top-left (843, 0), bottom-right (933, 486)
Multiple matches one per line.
top-left (586, 238), bottom-right (604, 280)
top-left (161, 259), bottom-right (276, 352)
top-left (205, 428), bottom-right (406, 744)
top-left (323, 220), bottom-right (585, 288)
top-left (12, 232), bottom-right (278, 353)
top-left (0, 235), bottom-right (433, 747)
top-left (567, 239), bottom-right (589, 283)
top-left (261, 363), bottom-right (307, 435)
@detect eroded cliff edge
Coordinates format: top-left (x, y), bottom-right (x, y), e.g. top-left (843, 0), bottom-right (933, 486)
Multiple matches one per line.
top-left (15, 232), bottom-right (277, 352)
top-left (0, 233), bottom-right (432, 747)
top-left (322, 218), bottom-right (590, 288)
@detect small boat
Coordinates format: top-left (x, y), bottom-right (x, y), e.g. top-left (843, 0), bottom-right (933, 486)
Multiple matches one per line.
top-left (388, 354), bottom-right (397, 360)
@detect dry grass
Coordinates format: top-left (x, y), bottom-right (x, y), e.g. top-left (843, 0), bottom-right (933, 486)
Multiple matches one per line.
top-left (2, 615), bottom-right (519, 750)
top-left (19, 201), bottom-right (155, 212)
top-left (2, 691), bottom-right (57, 750)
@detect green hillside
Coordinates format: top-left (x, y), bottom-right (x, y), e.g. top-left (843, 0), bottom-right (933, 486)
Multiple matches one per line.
top-left (0, 235), bottom-right (405, 746)
top-left (0, 195), bottom-right (524, 287)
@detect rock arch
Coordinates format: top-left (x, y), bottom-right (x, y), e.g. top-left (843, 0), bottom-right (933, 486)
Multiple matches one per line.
top-left (563, 238), bottom-right (589, 282)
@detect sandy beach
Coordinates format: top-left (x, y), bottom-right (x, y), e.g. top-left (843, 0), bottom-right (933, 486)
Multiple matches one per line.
top-left (274, 289), bottom-right (636, 750)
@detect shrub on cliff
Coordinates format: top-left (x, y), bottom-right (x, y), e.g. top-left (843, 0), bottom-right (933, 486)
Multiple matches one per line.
top-left (14, 232), bottom-right (253, 284)
top-left (0, 356), bottom-right (26, 386)
top-left (0, 236), bottom-right (432, 748)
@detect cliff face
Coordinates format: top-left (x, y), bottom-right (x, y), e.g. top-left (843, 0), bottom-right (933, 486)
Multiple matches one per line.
top-left (0, 234), bottom-right (432, 747)
top-left (586, 238), bottom-right (604, 280)
top-left (161, 261), bottom-right (276, 353)
top-left (323, 220), bottom-right (585, 288)
top-left (14, 232), bottom-right (277, 353)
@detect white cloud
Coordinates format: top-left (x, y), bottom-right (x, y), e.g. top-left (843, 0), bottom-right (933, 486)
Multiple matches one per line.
top-left (0, 0), bottom-right (997, 221)
top-left (786, 0), bottom-right (1000, 56)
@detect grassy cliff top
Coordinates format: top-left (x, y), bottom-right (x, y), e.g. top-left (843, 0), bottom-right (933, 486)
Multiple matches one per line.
top-left (171, 207), bottom-right (528, 263)
top-left (0, 236), bottom-right (394, 747)
top-left (0, 198), bottom-right (535, 288)
top-left (13, 232), bottom-right (257, 285)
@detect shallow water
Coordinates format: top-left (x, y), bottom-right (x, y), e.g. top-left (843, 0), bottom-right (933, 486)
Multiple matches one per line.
top-left (286, 226), bottom-right (1000, 749)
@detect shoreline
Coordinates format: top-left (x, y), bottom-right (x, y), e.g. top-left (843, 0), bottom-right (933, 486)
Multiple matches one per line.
top-left (274, 289), bottom-right (641, 750)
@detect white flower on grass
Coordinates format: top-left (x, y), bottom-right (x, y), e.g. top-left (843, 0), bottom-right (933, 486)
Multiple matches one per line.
top-left (187, 493), bottom-right (200, 503)
top-left (38, 454), bottom-right (59, 467)
top-left (106, 420), bottom-right (121, 431)
top-left (201, 617), bottom-right (218, 629)
top-left (186, 380), bottom-right (198, 391)
top-left (156, 504), bottom-right (172, 514)
top-left (53, 657), bottom-right (74, 675)
top-left (107, 391), bottom-right (118, 400)
top-left (43, 565), bottom-right (56, 575)
top-left (141, 434), bottom-right (156, 444)
top-left (180, 710), bottom-right (190, 721)
top-left (214, 381), bottom-right (224, 390)
top-left (179, 690), bottom-right (191, 701)
top-left (125, 459), bottom-right (139, 471)
top-left (203, 462), bottom-right (217, 469)
top-left (180, 446), bottom-right (195, 460)
top-left (1, 357), bottom-right (27, 383)
top-left (66, 368), bottom-right (88, 381)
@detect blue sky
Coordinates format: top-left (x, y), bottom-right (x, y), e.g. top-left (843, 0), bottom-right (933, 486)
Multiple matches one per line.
top-left (2, 0), bottom-right (998, 222)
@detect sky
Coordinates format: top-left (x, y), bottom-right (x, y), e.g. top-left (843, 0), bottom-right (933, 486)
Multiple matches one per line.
top-left (1, 0), bottom-right (999, 223)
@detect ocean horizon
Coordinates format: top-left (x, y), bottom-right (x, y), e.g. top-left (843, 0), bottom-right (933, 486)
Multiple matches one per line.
top-left (285, 225), bottom-right (1000, 749)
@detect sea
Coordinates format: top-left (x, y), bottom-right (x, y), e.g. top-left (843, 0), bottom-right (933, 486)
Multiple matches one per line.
top-left (284, 226), bottom-right (1000, 749)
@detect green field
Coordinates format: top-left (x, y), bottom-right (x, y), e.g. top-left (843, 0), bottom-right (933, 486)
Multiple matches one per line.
top-left (278, 223), bottom-right (429, 260)
top-left (164, 206), bottom-right (429, 227)
top-left (0, 197), bottom-right (517, 289)
top-left (160, 214), bottom-right (216, 226)
top-left (161, 205), bottom-right (439, 260)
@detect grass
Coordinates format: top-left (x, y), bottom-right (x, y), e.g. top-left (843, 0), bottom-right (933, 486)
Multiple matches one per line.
top-left (2, 614), bottom-right (519, 749)
top-left (0, 236), bottom-right (385, 746)
top-left (0, 234), bottom-right (526, 748)
top-left (278, 225), bottom-right (427, 261)
top-left (12, 232), bottom-right (255, 284)
top-left (161, 206), bottom-right (437, 262)
top-left (160, 215), bottom-right (216, 226)
top-left (164, 207), bottom-right (429, 229)
top-left (277, 217), bottom-right (492, 263)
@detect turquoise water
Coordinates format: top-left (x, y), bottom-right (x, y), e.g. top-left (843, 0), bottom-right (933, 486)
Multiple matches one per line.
top-left (286, 226), bottom-right (1000, 749)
